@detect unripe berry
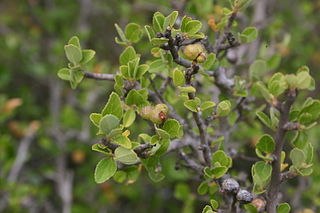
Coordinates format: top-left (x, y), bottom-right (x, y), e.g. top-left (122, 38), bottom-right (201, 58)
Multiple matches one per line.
top-left (139, 104), bottom-right (169, 124)
top-left (221, 178), bottom-right (240, 193)
top-left (236, 189), bottom-right (253, 203)
top-left (182, 43), bottom-right (207, 63)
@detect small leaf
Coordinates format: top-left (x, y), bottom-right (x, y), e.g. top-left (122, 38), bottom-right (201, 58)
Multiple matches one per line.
top-left (256, 111), bottom-right (273, 129)
top-left (64, 44), bottom-right (82, 65)
top-left (164, 11), bottom-right (178, 29)
top-left (125, 89), bottom-right (149, 107)
top-left (290, 148), bottom-right (306, 169)
top-left (68, 36), bottom-right (81, 48)
top-left (184, 20), bottom-right (202, 35)
top-left (57, 68), bottom-right (72, 81)
top-left (256, 134), bottom-right (275, 154)
top-left (210, 199), bottom-right (219, 210)
top-left (197, 181), bottom-right (208, 195)
top-left (249, 59), bottom-right (267, 80)
top-left (120, 46), bottom-right (136, 65)
top-left (178, 86), bottom-right (196, 93)
top-left (125, 23), bottom-right (142, 43)
top-left (114, 147), bottom-right (139, 165)
top-left (89, 113), bottom-right (102, 127)
top-left (277, 203), bottom-right (291, 213)
top-left (203, 53), bottom-right (216, 70)
top-left (102, 92), bottom-right (123, 119)
top-left (81, 49), bottom-right (95, 65)
top-left (123, 109), bottom-right (136, 127)
top-left (217, 100), bottom-right (231, 117)
top-left (200, 101), bottom-right (216, 111)
top-left (99, 114), bottom-right (120, 134)
top-left (212, 166), bottom-right (228, 178)
top-left (296, 71), bottom-right (312, 90)
top-left (94, 158), bottom-right (117, 183)
top-left (152, 12), bottom-right (165, 32)
top-left (113, 135), bottom-right (132, 149)
top-left (114, 23), bottom-right (127, 42)
top-left (145, 25), bottom-right (156, 41)
top-left (184, 100), bottom-right (198, 112)
top-left (163, 119), bottom-right (181, 138)
top-left (240, 27), bottom-right (258, 43)
top-left (211, 150), bottom-right (232, 168)
top-left (173, 69), bottom-right (185, 86)
top-left (181, 16), bottom-right (192, 32)
top-left (113, 170), bottom-right (127, 183)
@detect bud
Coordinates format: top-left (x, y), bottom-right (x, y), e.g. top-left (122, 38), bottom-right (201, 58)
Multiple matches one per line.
top-left (182, 43), bottom-right (207, 63)
top-left (139, 104), bottom-right (169, 124)
top-left (251, 198), bottom-right (266, 211)
top-left (221, 178), bottom-right (239, 193)
top-left (236, 189), bottom-right (253, 203)
top-left (217, 100), bottom-right (231, 117)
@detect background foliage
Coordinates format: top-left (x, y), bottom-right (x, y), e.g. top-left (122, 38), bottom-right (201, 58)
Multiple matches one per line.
top-left (1, 0), bottom-right (320, 212)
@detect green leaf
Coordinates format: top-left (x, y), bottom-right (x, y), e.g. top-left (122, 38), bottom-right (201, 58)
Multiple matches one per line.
top-left (254, 81), bottom-right (274, 102)
top-left (197, 181), bottom-right (208, 195)
top-left (163, 11), bottom-right (178, 29)
top-left (113, 135), bottom-right (132, 149)
top-left (136, 64), bottom-right (149, 79)
top-left (57, 68), bottom-right (72, 81)
top-left (125, 23), bottom-right (142, 43)
top-left (277, 203), bottom-right (291, 213)
top-left (210, 199), bottom-right (219, 210)
top-left (217, 100), bottom-right (231, 116)
top-left (64, 44), bottom-right (82, 65)
top-left (69, 71), bottom-right (84, 89)
top-left (244, 204), bottom-right (258, 213)
top-left (102, 92), bottom-right (123, 119)
top-left (202, 205), bottom-right (213, 213)
top-left (152, 12), bottom-right (165, 32)
top-left (256, 111), bottom-right (273, 129)
top-left (184, 20), bottom-right (202, 35)
top-left (114, 23), bottom-right (127, 43)
top-left (211, 150), bottom-right (232, 168)
top-left (113, 171), bottom-right (127, 183)
top-left (123, 109), bottom-right (136, 127)
top-left (256, 134), bottom-right (275, 154)
top-left (290, 148), bottom-right (306, 168)
top-left (181, 16), bottom-right (192, 32)
top-left (149, 59), bottom-right (167, 73)
top-left (120, 46), bottom-right (136, 65)
top-left (68, 36), bottom-right (81, 48)
top-left (173, 69), bottom-right (185, 86)
top-left (178, 86), bottom-right (196, 93)
top-left (92, 144), bottom-right (112, 155)
top-left (240, 27), bottom-right (258, 43)
top-left (163, 119), bottom-right (181, 138)
top-left (144, 25), bottom-right (156, 41)
top-left (252, 161), bottom-right (272, 186)
top-left (200, 101), bottom-right (216, 111)
top-left (125, 89), bottom-right (149, 107)
top-left (89, 113), bottom-right (102, 127)
top-left (155, 128), bottom-right (170, 140)
top-left (184, 100), bottom-right (198, 112)
top-left (81, 49), bottom-right (95, 65)
top-left (203, 53), bottom-right (216, 70)
top-left (296, 71), bottom-right (312, 90)
top-left (99, 114), bottom-right (120, 134)
top-left (94, 158), bottom-right (117, 183)
top-left (266, 53), bottom-right (281, 70)
top-left (249, 59), bottom-right (267, 80)
top-left (212, 166), bottom-right (228, 178)
top-left (114, 147), bottom-right (139, 165)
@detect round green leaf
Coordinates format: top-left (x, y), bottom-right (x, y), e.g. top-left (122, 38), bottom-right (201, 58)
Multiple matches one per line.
top-left (99, 114), bottom-right (120, 134)
top-left (94, 158), bottom-right (117, 183)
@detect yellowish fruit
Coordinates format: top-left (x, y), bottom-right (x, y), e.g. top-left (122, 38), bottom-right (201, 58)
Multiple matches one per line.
top-left (182, 43), bottom-right (207, 63)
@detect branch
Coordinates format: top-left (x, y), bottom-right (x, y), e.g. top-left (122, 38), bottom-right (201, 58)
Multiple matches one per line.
top-left (280, 171), bottom-right (298, 182)
top-left (83, 72), bottom-right (114, 81)
top-left (267, 89), bottom-right (297, 213)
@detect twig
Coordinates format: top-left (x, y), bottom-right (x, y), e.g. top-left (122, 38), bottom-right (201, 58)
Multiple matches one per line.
top-left (83, 72), bottom-right (114, 81)
top-left (267, 89), bottom-right (297, 213)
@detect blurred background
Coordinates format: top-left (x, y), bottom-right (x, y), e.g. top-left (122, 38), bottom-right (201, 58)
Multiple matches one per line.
top-left (0, 0), bottom-right (320, 212)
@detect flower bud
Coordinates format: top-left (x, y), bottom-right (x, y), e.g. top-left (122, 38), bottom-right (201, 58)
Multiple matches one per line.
top-left (221, 178), bottom-right (239, 193)
top-left (236, 189), bottom-right (253, 203)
